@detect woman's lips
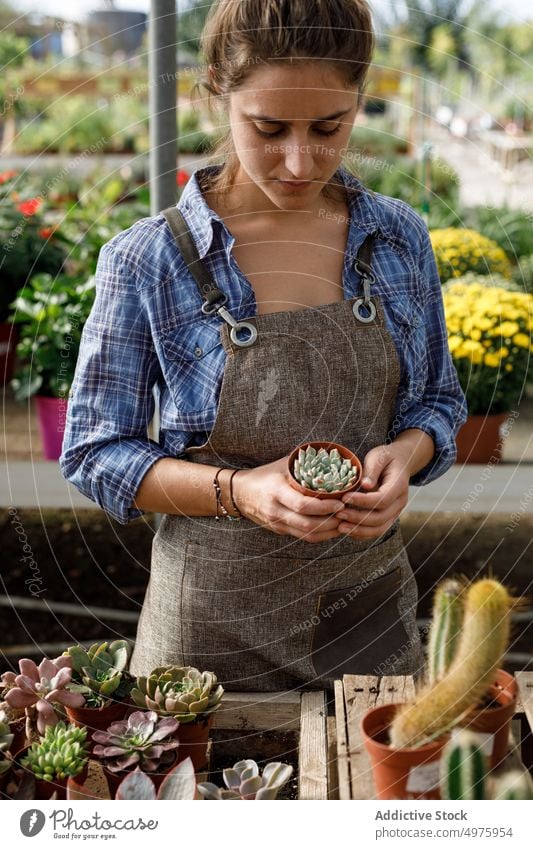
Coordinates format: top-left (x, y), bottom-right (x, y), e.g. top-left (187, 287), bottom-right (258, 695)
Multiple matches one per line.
top-left (278, 180), bottom-right (312, 191)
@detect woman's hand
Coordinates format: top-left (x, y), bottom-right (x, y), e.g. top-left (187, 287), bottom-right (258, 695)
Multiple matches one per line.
top-left (232, 456), bottom-right (345, 543)
top-left (336, 431), bottom-right (435, 540)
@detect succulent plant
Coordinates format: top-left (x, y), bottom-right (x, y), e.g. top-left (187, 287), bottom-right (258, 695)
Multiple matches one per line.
top-left (65, 640), bottom-right (133, 708)
top-left (21, 721), bottom-right (88, 782)
top-left (292, 445), bottom-right (359, 493)
top-left (92, 710), bottom-right (180, 774)
top-left (493, 770), bottom-right (533, 800)
top-left (1, 657), bottom-right (85, 736)
top-left (390, 579), bottom-right (513, 749)
top-left (0, 709), bottom-right (14, 777)
top-left (131, 667), bottom-right (224, 724)
top-left (440, 730), bottom-right (487, 800)
top-left (427, 578), bottom-right (465, 685)
top-left (197, 759), bottom-right (293, 800)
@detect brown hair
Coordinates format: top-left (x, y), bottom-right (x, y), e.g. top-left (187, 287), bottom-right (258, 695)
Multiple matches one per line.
top-left (193, 0), bottom-right (375, 201)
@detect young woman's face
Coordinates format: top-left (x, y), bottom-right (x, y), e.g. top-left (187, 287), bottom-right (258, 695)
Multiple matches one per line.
top-left (228, 62), bottom-right (359, 208)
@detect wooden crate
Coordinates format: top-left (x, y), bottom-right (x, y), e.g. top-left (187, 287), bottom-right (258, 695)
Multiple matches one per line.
top-left (333, 673), bottom-right (533, 800)
top-left (211, 690), bottom-right (332, 800)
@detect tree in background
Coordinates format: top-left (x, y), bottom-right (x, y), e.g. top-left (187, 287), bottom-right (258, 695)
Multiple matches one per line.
top-left (178, 0), bottom-right (215, 57)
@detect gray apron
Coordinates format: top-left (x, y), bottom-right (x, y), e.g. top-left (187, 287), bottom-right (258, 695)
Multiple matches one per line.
top-left (129, 207), bottom-right (424, 691)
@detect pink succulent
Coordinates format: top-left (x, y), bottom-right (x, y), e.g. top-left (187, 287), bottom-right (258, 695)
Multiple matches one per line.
top-left (2, 656), bottom-right (85, 735)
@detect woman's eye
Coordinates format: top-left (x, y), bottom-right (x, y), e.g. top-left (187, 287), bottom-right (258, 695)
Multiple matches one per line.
top-left (255, 124), bottom-right (342, 139)
top-left (255, 125), bottom-right (285, 138)
top-left (314, 125), bottom-right (341, 137)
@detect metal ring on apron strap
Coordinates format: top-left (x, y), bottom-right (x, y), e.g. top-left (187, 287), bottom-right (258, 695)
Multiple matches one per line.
top-left (352, 297), bottom-right (377, 323)
top-left (217, 305), bottom-right (258, 348)
top-left (352, 258), bottom-right (377, 325)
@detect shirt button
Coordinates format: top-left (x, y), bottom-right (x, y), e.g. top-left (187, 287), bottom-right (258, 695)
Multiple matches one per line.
top-left (194, 346), bottom-right (203, 358)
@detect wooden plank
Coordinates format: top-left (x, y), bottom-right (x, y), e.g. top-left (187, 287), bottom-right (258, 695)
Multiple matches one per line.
top-left (299, 691), bottom-right (328, 800)
top-left (327, 716), bottom-right (339, 800)
top-left (516, 672), bottom-right (533, 771)
top-left (343, 675), bottom-right (415, 800)
top-left (212, 691), bottom-right (301, 731)
top-left (334, 678), bottom-right (351, 800)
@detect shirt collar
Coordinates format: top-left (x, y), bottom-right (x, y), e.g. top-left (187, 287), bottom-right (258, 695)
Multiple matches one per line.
top-left (176, 164), bottom-right (381, 259)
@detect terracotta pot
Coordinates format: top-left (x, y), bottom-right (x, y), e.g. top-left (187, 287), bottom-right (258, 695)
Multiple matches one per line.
top-left (361, 703), bottom-right (448, 800)
top-left (34, 395), bottom-right (68, 460)
top-left (287, 441), bottom-right (363, 500)
top-left (0, 321), bottom-right (18, 385)
top-left (9, 715), bottom-right (27, 756)
top-left (66, 700), bottom-right (129, 753)
top-left (458, 669), bottom-right (518, 769)
top-left (103, 753), bottom-right (179, 798)
top-left (176, 714), bottom-right (214, 773)
top-left (455, 413), bottom-right (509, 464)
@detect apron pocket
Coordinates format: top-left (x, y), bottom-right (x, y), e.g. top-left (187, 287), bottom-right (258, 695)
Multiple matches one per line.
top-left (310, 563), bottom-right (410, 679)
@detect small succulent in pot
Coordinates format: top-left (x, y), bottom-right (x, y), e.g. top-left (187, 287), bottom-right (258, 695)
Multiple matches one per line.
top-left (197, 759), bottom-right (293, 800)
top-left (65, 640), bottom-right (133, 708)
top-left (1, 657), bottom-right (85, 737)
top-left (287, 442), bottom-right (362, 499)
top-left (131, 666), bottom-right (224, 723)
top-left (21, 721), bottom-right (88, 782)
top-left (0, 709), bottom-right (14, 777)
top-left (92, 710), bottom-right (180, 774)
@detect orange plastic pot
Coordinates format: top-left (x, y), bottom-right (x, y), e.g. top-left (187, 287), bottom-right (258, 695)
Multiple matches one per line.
top-left (176, 714), bottom-right (214, 773)
top-left (66, 700), bottom-right (129, 753)
top-left (287, 441), bottom-right (362, 500)
top-left (103, 753), bottom-right (179, 798)
top-left (458, 669), bottom-right (518, 769)
top-left (361, 703), bottom-right (448, 800)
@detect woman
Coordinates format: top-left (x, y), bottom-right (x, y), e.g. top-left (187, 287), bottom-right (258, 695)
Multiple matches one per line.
top-left (60, 0), bottom-right (467, 691)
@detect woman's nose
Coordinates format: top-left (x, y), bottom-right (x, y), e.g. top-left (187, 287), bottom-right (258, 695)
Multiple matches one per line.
top-left (283, 136), bottom-right (315, 179)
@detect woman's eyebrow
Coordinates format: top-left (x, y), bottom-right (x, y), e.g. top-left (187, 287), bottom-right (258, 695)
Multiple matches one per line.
top-left (245, 109), bottom-right (352, 123)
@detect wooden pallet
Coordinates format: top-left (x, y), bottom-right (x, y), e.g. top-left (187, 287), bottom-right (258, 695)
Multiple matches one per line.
top-left (333, 673), bottom-right (533, 800)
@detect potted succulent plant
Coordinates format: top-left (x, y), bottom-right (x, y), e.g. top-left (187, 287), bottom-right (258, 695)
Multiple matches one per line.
top-left (64, 640), bottom-right (133, 742)
top-left (0, 709), bottom-right (15, 793)
top-left (92, 710), bottom-right (181, 796)
top-left (0, 697), bottom-right (27, 756)
top-left (1, 656), bottom-right (85, 743)
top-left (287, 442), bottom-right (362, 499)
top-left (361, 578), bottom-right (514, 800)
top-left (18, 721), bottom-right (89, 800)
top-left (68, 757), bottom-right (197, 801)
top-left (197, 759), bottom-right (293, 800)
top-left (131, 666), bottom-right (224, 771)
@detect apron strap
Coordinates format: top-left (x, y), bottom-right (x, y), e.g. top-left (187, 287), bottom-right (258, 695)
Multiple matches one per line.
top-left (352, 232), bottom-right (380, 325)
top-left (162, 206), bottom-right (227, 312)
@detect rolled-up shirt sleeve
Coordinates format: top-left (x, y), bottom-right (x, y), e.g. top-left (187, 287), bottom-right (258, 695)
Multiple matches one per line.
top-left (391, 226), bottom-right (468, 485)
top-left (60, 243), bottom-right (171, 523)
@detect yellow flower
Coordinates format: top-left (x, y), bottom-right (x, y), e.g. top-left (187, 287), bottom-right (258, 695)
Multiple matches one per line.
top-left (505, 364), bottom-right (513, 372)
top-left (513, 333), bottom-right (531, 348)
top-left (498, 321), bottom-right (520, 338)
top-left (484, 352), bottom-right (501, 367)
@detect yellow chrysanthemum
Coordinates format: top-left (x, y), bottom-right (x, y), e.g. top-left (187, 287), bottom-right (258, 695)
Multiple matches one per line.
top-left (484, 352), bottom-right (501, 367)
top-left (498, 321), bottom-right (520, 338)
top-left (513, 333), bottom-right (531, 349)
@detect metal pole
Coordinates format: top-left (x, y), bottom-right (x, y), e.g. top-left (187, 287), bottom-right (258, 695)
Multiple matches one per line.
top-left (149, 0), bottom-right (177, 215)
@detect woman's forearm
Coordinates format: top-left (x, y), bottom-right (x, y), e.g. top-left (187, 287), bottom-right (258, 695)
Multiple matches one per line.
top-left (389, 428), bottom-right (436, 478)
top-left (133, 458), bottom-right (238, 517)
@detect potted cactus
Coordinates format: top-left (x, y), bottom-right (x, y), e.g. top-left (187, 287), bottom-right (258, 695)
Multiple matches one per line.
top-left (18, 721), bottom-right (89, 800)
top-left (441, 729), bottom-right (533, 800)
top-left (92, 710), bottom-right (181, 795)
top-left (1, 656), bottom-right (85, 743)
top-left (197, 759), bottom-right (293, 800)
top-left (287, 442), bottom-right (362, 499)
top-left (64, 641), bottom-right (133, 740)
top-left (361, 578), bottom-right (515, 799)
top-left (131, 666), bottom-right (224, 771)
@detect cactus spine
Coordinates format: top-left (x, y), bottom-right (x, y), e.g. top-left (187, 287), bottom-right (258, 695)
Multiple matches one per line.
top-left (440, 731), bottom-right (488, 800)
top-left (427, 579), bottom-right (464, 685)
top-left (492, 770), bottom-right (533, 800)
top-left (390, 579), bottom-right (512, 749)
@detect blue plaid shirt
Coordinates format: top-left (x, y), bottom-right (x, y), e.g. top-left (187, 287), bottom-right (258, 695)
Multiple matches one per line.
top-left (60, 165), bottom-right (467, 524)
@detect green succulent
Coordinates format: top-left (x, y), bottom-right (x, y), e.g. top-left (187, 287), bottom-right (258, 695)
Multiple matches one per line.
top-left (197, 759), bottom-right (293, 800)
top-left (21, 721), bottom-right (88, 781)
top-left (65, 640), bottom-right (132, 708)
top-left (0, 709), bottom-right (14, 777)
top-left (131, 667), bottom-right (224, 724)
top-left (293, 445), bottom-right (359, 493)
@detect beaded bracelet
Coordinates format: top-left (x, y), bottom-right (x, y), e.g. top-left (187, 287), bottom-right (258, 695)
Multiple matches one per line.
top-left (213, 467), bottom-right (242, 522)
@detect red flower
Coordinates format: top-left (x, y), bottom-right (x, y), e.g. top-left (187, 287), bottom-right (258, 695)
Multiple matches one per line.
top-left (39, 227), bottom-right (54, 239)
top-left (0, 169), bottom-right (17, 184)
top-left (17, 197), bottom-right (42, 216)
top-left (176, 170), bottom-right (190, 187)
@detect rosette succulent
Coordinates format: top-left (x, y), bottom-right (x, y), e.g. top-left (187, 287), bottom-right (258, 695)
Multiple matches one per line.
top-left (65, 640), bottom-right (132, 707)
top-left (0, 709), bottom-right (14, 777)
top-left (1, 657), bottom-right (84, 735)
top-left (21, 721), bottom-right (88, 782)
top-left (197, 759), bottom-right (293, 800)
top-left (92, 710), bottom-right (180, 774)
top-left (131, 667), bottom-right (224, 723)
top-left (293, 445), bottom-right (359, 493)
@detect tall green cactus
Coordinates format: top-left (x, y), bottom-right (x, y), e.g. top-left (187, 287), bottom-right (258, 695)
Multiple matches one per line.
top-left (441, 730), bottom-right (488, 800)
top-left (492, 770), bottom-right (533, 800)
top-left (390, 579), bottom-right (512, 749)
top-left (427, 578), bottom-right (464, 685)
